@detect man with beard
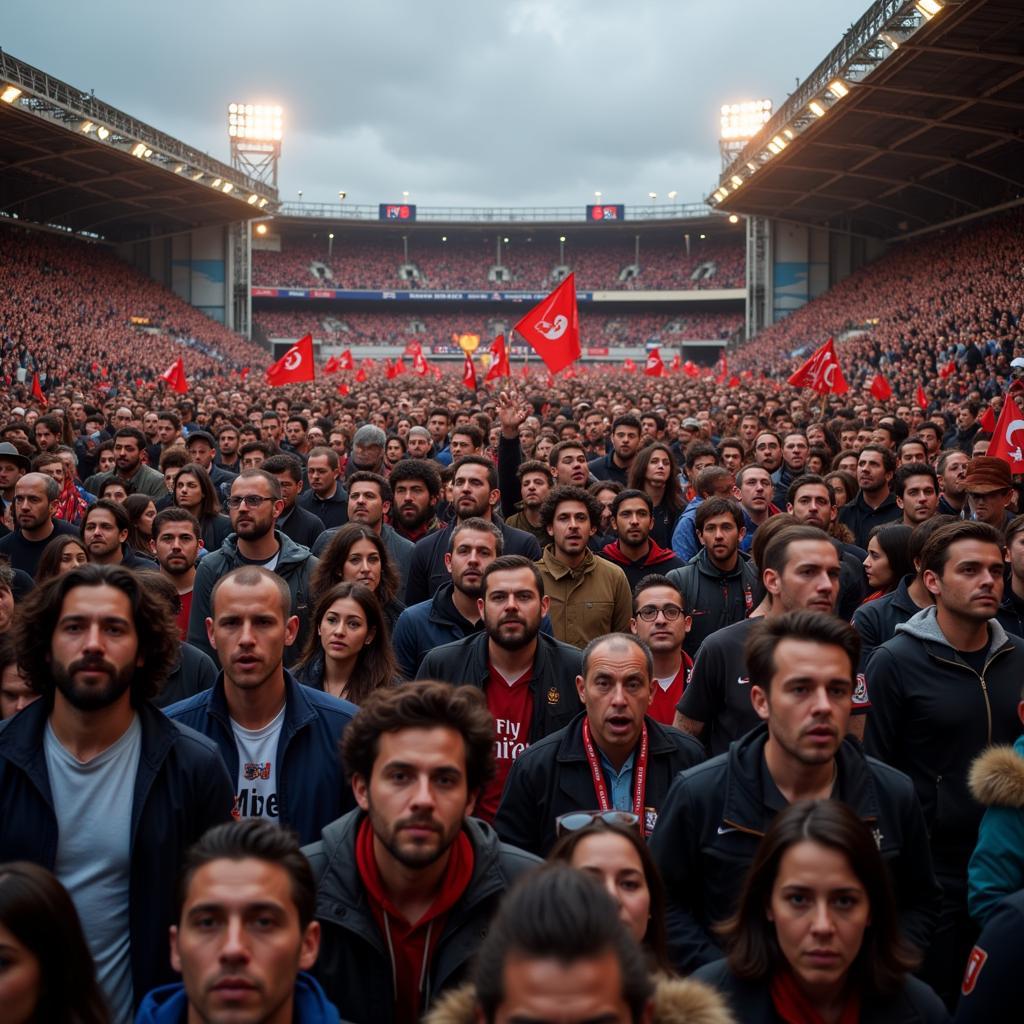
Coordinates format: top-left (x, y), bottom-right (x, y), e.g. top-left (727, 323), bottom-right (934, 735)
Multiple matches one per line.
top-left (404, 456), bottom-right (540, 606)
top-left (167, 567), bottom-right (357, 844)
top-left (504, 459), bottom-right (552, 549)
top-left (771, 431), bottom-right (810, 508)
top-left (588, 415), bottom-right (643, 486)
top-left (388, 458), bottom-right (443, 543)
top-left (673, 525), bottom-right (870, 753)
top-left (99, 427), bottom-right (166, 498)
top-left (650, 611), bottom-right (939, 975)
top-left (187, 470), bottom-right (318, 669)
top-left (495, 633), bottom-right (705, 857)
top-left (0, 565), bottom-right (232, 1020)
top-left (600, 489), bottom-right (685, 589)
top-left (393, 519), bottom-right (502, 679)
top-left (405, 425), bottom-right (434, 460)
top-left (0, 472), bottom-right (78, 577)
top-left (297, 446), bottom-right (349, 530)
top-left (416, 555), bottom-right (580, 819)
top-left (262, 453), bottom-right (324, 550)
top-left (302, 681), bottom-right (540, 1022)
top-left (81, 500), bottom-right (158, 570)
top-left (839, 444), bottom-right (901, 547)
top-left (937, 448), bottom-right (969, 516)
top-left (151, 508), bottom-right (201, 638)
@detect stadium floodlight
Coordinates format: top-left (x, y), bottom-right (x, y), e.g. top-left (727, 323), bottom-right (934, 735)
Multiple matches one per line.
top-left (80, 120), bottom-right (95, 133)
top-left (258, 198), bottom-right (269, 208)
top-left (255, 223), bottom-right (268, 236)
top-left (221, 182), bottom-right (233, 193)
top-left (730, 175), bottom-right (742, 188)
top-left (728, 214), bottom-right (740, 224)
top-left (648, 192), bottom-right (657, 200)
top-left (338, 190), bottom-right (346, 201)
top-left (827, 79), bottom-right (849, 99)
top-left (192, 170), bottom-right (204, 181)
top-left (770, 135), bottom-right (788, 151)
top-left (808, 100), bottom-right (826, 118)
top-left (667, 190), bottom-right (678, 200)
top-left (1, 85), bottom-right (22, 104)
top-left (719, 99), bottom-right (772, 141)
top-left (915, 0), bottom-right (941, 17)
top-left (227, 103), bottom-right (283, 141)
top-left (247, 193), bottom-right (259, 204)
top-left (879, 31), bottom-right (901, 50)
top-left (211, 178), bottom-right (222, 189)
top-left (131, 142), bottom-right (152, 158)
top-left (96, 126), bottom-right (110, 140)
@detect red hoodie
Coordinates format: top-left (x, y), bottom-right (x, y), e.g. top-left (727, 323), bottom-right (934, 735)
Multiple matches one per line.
top-left (600, 538), bottom-right (680, 570)
top-left (355, 817), bottom-right (475, 1024)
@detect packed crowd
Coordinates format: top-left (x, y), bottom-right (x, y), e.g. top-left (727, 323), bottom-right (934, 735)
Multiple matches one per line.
top-left (254, 309), bottom-right (744, 348)
top-left (253, 233), bottom-right (746, 291)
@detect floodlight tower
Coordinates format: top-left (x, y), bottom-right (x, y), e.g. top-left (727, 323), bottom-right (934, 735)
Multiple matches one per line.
top-left (718, 99), bottom-right (772, 171)
top-left (228, 103), bottom-right (283, 188)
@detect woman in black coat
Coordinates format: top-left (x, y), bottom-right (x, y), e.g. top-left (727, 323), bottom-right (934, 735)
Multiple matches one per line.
top-left (694, 800), bottom-right (949, 1023)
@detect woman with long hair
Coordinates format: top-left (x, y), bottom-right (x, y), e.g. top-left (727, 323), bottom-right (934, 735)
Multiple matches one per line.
top-left (548, 814), bottom-right (672, 975)
top-left (823, 470), bottom-right (857, 509)
top-left (628, 442), bottom-right (686, 549)
top-left (34, 535), bottom-right (88, 584)
top-left (124, 493), bottom-right (158, 554)
top-left (862, 523), bottom-right (914, 603)
top-left (696, 800), bottom-right (947, 1023)
top-left (309, 523), bottom-right (405, 628)
top-left (293, 581), bottom-right (396, 704)
top-left (0, 861), bottom-right (109, 1023)
top-left (172, 463), bottom-right (232, 553)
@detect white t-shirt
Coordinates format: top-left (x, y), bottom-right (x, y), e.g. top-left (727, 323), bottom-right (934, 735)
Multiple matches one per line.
top-left (45, 715), bottom-right (141, 1024)
top-left (654, 674), bottom-right (677, 692)
top-left (230, 704), bottom-right (286, 821)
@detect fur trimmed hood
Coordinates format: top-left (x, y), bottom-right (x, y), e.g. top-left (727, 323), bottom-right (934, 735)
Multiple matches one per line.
top-left (424, 976), bottom-right (735, 1024)
top-left (969, 735), bottom-right (1024, 808)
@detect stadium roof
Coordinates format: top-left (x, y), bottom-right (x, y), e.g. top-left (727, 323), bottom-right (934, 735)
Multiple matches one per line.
top-left (0, 50), bottom-right (277, 243)
top-left (712, 0), bottom-right (1024, 240)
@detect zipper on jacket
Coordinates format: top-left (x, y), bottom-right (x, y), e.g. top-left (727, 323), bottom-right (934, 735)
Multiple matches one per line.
top-left (930, 650), bottom-right (1005, 746)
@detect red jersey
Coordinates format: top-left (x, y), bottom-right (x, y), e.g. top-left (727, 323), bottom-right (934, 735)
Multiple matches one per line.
top-left (477, 665), bottom-right (533, 821)
top-left (648, 654), bottom-right (693, 726)
top-left (176, 588), bottom-right (193, 640)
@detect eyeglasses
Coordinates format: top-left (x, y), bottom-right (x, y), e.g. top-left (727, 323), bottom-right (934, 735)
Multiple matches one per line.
top-left (555, 811), bottom-right (641, 836)
top-left (635, 604), bottom-right (686, 622)
top-left (225, 495), bottom-right (274, 510)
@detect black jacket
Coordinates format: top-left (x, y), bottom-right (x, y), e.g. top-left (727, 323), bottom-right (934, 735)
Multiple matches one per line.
top-left (995, 588), bottom-right (1024, 640)
top-left (297, 484), bottom-right (349, 530)
top-left (666, 549), bottom-right (760, 658)
top-left (866, 608), bottom-right (1024, 877)
top-left (0, 699), bottom-right (233, 1008)
top-left (649, 724), bottom-right (942, 975)
top-left (416, 631), bottom-right (582, 742)
top-left (852, 575), bottom-right (926, 670)
top-left (837, 544), bottom-right (869, 621)
top-left (404, 516), bottom-right (541, 606)
top-left (839, 489), bottom-right (902, 548)
top-left (495, 711), bottom-right (705, 857)
top-left (392, 582), bottom-right (484, 680)
top-left (277, 505), bottom-right (326, 550)
top-left (694, 960), bottom-right (949, 1024)
top-left (302, 811), bottom-right (540, 1023)
top-left (953, 888), bottom-right (1024, 1023)
top-left (587, 451), bottom-right (630, 486)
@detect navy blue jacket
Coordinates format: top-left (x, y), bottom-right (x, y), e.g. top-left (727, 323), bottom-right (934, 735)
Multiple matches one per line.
top-left (0, 699), bottom-right (233, 1010)
top-left (164, 671), bottom-right (358, 845)
top-left (392, 581), bottom-right (485, 679)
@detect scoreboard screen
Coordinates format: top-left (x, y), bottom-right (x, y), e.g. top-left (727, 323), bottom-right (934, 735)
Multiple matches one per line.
top-left (586, 204), bottom-right (625, 221)
top-left (379, 203), bottom-right (417, 221)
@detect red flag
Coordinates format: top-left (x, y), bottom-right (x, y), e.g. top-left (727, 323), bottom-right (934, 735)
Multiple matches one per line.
top-left (413, 351), bottom-right (430, 376)
top-left (404, 340), bottom-right (423, 358)
top-left (394, 357), bottom-right (407, 376)
top-left (980, 406), bottom-right (997, 433)
top-left (338, 383), bottom-right (350, 396)
top-left (670, 353), bottom-right (682, 374)
top-left (644, 348), bottom-right (666, 378)
top-left (462, 352), bottom-right (477, 391)
top-left (728, 376), bottom-right (740, 388)
top-left (716, 353), bottom-right (728, 383)
top-left (160, 357), bottom-right (188, 394)
top-left (355, 368), bottom-right (367, 383)
top-left (266, 335), bottom-right (315, 387)
top-left (940, 359), bottom-right (956, 379)
top-left (511, 274), bottom-right (580, 375)
top-left (338, 349), bottom-right (354, 370)
top-left (915, 384), bottom-right (929, 411)
top-left (323, 355), bottom-right (340, 375)
top-left (988, 383), bottom-right (1024, 472)
top-left (683, 360), bottom-right (699, 378)
top-left (788, 338), bottom-right (848, 395)
top-left (384, 359), bottom-right (398, 380)
top-left (31, 373), bottom-right (47, 407)
top-left (623, 358), bottom-right (637, 373)
top-left (869, 373), bottom-right (892, 401)
top-left (485, 335), bottom-right (511, 382)
top-left (432, 366), bottom-right (442, 380)
top-left (239, 367), bottom-right (251, 383)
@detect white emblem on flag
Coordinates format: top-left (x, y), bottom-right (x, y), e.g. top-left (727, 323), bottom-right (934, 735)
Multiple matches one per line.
top-left (284, 348), bottom-right (303, 370)
top-left (536, 315), bottom-right (568, 341)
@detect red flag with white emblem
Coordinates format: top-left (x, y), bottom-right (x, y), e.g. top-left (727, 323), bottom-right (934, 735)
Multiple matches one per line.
top-left (788, 338), bottom-right (848, 395)
top-left (463, 352), bottom-right (477, 390)
top-left (160, 357), bottom-right (188, 394)
top-left (987, 383), bottom-right (1024, 472)
top-left (485, 335), bottom-right (511, 382)
top-left (266, 335), bottom-right (315, 387)
top-left (511, 274), bottom-right (580, 375)
top-left (644, 348), bottom-right (666, 378)
top-left (869, 374), bottom-right (892, 401)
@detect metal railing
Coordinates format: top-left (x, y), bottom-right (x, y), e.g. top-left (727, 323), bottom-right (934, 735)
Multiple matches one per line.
top-left (275, 201), bottom-right (717, 223)
top-left (0, 49), bottom-right (276, 203)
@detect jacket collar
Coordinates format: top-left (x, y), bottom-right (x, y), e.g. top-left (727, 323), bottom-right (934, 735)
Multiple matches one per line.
top-left (205, 669), bottom-right (317, 736)
top-left (554, 711), bottom-right (680, 764)
top-left (540, 545), bottom-right (594, 580)
top-left (429, 582), bottom-right (479, 630)
top-left (219, 529), bottom-right (311, 566)
top-left (691, 546), bottom-right (751, 581)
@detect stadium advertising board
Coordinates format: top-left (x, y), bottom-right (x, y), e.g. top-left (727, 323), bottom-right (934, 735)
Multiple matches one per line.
top-left (586, 204), bottom-right (625, 221)
top-left (379, 204), bottom-right (417, 221)
top-left (250, 287), bottom-right (596, 303)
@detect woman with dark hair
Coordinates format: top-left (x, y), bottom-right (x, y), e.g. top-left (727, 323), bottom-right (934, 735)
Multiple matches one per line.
top-left (384, 432), bottom-right (406, 471)
top-left (588, 480), bottom-right (622, 537)
top-left (832, 449), bottom-right (860, 476)
top-left (172, 463), bottom-right (232, 553)
top-left (548, 814), bottom-right (672, 975)
top-left (628, 442), bottom-right (686, 549)
top-left (34, 535), bottom-right (88, 584)
top-left (0, 861), bottom-right (108, 1023)
top-left (863, 523), bottom-right (914, 603)
top-left (293, 581), bottom-right (396, 703)
top-left (309, 523), bottom-right (405, 629)
top-left (124, 493), bottom-right (158, 554)
top-left (695, 800), bottom-right (947, 1023)
top-left (824, 470), bottom-right (858, 509)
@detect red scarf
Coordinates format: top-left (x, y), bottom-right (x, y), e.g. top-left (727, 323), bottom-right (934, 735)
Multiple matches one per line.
top-left (770, 969), bottom-right (861, 1024)
top-left (355, 817), bottom-right (474, 1024)
top-left (56, 478), bottom-right (87, 525)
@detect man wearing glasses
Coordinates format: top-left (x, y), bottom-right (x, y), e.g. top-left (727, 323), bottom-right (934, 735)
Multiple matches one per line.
top-left (962, 456), bottom-right (1016, 528)
top-left (494, 632), bottom-right (704, 857)
top-left (187, 469), bottom-right (319, 668)
top-left (629, 574), bottom-right (692, 726)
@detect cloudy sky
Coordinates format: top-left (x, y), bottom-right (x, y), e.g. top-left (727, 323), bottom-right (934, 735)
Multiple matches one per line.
top-left (6, 1), bottom-right (861, 210)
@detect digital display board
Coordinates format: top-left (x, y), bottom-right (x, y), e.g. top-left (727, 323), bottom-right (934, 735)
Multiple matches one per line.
top-left (586, 204), bottom-right (625, 221)
top-left (379, 204), bottom-right (417, 221)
